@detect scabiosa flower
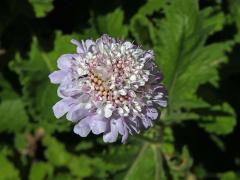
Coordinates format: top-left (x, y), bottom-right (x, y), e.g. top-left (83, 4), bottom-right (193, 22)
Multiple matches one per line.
top-left (49, 34), bottom-right (167, 143)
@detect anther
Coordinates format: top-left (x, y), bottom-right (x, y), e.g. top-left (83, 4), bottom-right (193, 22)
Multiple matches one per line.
top-left (93, 77), bottom-right (98, 83)
top-left (97, 79), bottom-right (102, 85)
top-left (99, 86), bottom-right (104, 92)
top-left (103, 91), bottom-right (108, 96)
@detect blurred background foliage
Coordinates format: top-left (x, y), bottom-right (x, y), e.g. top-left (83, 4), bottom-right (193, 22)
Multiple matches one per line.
top-left (0, 0), bottom-right (240, 179)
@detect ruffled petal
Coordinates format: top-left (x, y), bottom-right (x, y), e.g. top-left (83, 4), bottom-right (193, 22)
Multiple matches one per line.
top-left (71, 39), bottom-right (85, 54)
top-left (103, 121), bottom-right (118, 143)
top-left (89, 115), bottom-right (107, 135)
top-left (85, 40), bottom-right (95, 50)
top-left (66, 104), bottom-right (89, 122)
top-left (74, 118), bottom-right (91, 137)
top-left (52, 99), bottom-right (71, 118)
top-left (104, 104), bottom-right (113, 118)
top-left (57, 54), bottom-right (73, 70)
top-left (57, 86), bottom-right (82, 98)
top-left (121, 122), bottom-right (129, 144)
top-left (49, 70), bottom-right (66, 84)
top-left (146, 108), bottom-right (159, 120)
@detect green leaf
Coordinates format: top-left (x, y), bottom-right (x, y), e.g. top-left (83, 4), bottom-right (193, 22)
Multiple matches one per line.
top-left (123, 144), bottom-right (154, 180)
top-left (137, 0), bottom-right (166, 16)
top-left (9, 32), bottom-right (75, 133)
top-left (95, 8), bottom-right (128, 38)
top-left (29, 162), bottom-right (53, 180)
top-left (0, 74), bottom-right (28, 133)
top-left (0, 74), bottom-right (18, 100)
top-left (229, 0), bottom-right (240, 42)
top-left (199, 103), bottom-right (236, 135)
top-left (42, 135), bottom-right (114, 179)
top-left (219, 171), bottom-right (240, 180)
top-left (0, 99), bottom-right (28, 133)
top-left (201, 7), bottom-right (225, 35)
top-left (130, 0), bottom-right (166, 46)
top-left (153, 0), bottom-right (235, 137)
top-left (155, 0), bottom-right (230, 109)
top-left (123, 143), bottom-right (166, 180)
top-left (42, 135), bottom-right (71, 167)
top-left (130, 15), bottom-right (157, 46)
top-left (0, 153), bottom-right (20, 180)
top-left (29, 0), bottom-right (54, 18)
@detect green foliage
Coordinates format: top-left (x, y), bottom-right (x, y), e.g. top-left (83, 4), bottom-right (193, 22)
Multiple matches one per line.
top-left (219, 171), bottom-right (240, 180)
top-left (0, 75), bottom-right (28, 133)
top-left (94, 8), bottom-right (128, 38)
top-left (153, 0), bottom-right (236, 135)
top-left (29, 0), bottom-right (54, 18)
top-left (0, 153), bottom-right (20, 180)
top-left (0, 0), bottom-right (239, 179)
top-left (29, 162), bottom-right (53, 180)
top-left (229, 0), bottom-right (240, 42)
top-left (9, 32), bottom-right (75, 133)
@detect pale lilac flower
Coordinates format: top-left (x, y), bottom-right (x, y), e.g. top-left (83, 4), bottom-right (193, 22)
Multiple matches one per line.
top-left (49, 34), bottom-right (167, 143)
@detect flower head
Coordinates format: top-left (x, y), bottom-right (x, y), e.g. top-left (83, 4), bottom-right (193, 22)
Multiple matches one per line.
top-left (49, 34), bottom-right (167, 143)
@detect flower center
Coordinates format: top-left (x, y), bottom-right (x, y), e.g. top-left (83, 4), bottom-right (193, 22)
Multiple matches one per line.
top-left (88, 60), bottom-right (130, 107)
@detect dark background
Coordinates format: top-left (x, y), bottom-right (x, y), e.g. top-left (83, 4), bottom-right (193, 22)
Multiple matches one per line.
top-left (0, 0), bottom-right (239, 179)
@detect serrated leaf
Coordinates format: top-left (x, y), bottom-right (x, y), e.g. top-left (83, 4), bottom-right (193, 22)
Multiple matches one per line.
top-left (130, 15), bottom-right (157, 46)
top-left (29, 0), bottom-right (54, 18)
top-left (95, 8), bottom-right (128, 38)
top-left (229, 0), bottom-right (240, 42)
top-left (199, 103), bottom-right (236, 135)
top-left (201, 7), bottom-right (225, 35)
top-left (9, 32), bottom-right (75, 133)
top-left (137, 0), bottom-right (166, 16)
top-left (0, 74), bottom-right (18, 100)
top-left (153, 0), bottom-right (232, 120)
top-left (42, 135), bottom-right (116, 179)
top-left (42, 135), bottom-right (71, 167)
top-left (0, 99), bottom-right (28, 133)
top-left (0, 74), bottom-right (28, 133)
top-left (29, 162), bottom-right (53, 180)
top-left (0, 153), bottom-right (20, 180)
top-left (130, 0), bottom-right (166, 46)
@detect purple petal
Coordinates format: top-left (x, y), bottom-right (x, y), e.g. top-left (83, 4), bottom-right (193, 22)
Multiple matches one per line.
top-left (116, 119), bottom-right (125, 135)
top-left (85, 40), bottom-right (95, 50)
top-left (146, 108), bottom-right (159, 120)
top-left (153, 99), bottom-right (167, 107)
top-left (57, 86), bottom-right (82, 98)
top-left (89, 115), bottom-right (107, 135)
top-left (74, 118), bottom-right (91, 137)
top-left (66, 104), bottom-right (88, 122)
top-left (52, 99), bottom-right (71, 118)
top-left (103, 119), bottom-right (121, 143)
top-left (140, 114), bottom-right (152, 128)
top-left (49, 70), bottom-right (66, 84)
top-left (143, 50), bottom-right (154, 60)
top-left (101, 34), bottom-right (116, 44)
top-left (71, 39), bottom-right (84, 53)
top-left (121, 123), bottom-right (129, 144)
top-left (57, 54), bottom-right (73, 70)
